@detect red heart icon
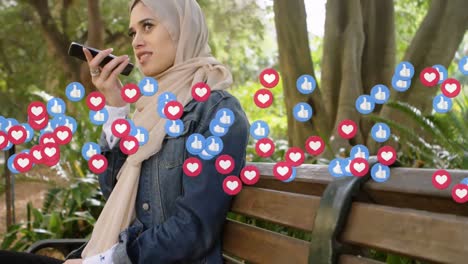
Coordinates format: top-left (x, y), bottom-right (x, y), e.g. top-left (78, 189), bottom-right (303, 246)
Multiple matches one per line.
top-left (431, 169), bottom-right (451, 190)
top-left (88, 154), bottom-right (108, 174)
top-left (54, 126), bottom-right (72, 145)
top-left (253, 89), bottom-right (274, 108)
top-left (40, 132), bottom-right (58, 145)
top-left (121, 83), bottom-right (141, 103)
top-left (452, 184), bottom-right (468, 203)
top-left (215, 154), bottom-right (235, 175)
top-left (191, 82), bottom-right (211, 102)
top-left (240, 165), bottom-right (260, 185)
top-left (285, 147), bottom-right (305, 167)
top-left (337, 119), bottom-right (357, 139)
top-left (440, 78), bottom-right (461, 98)
top-left (86, 91), bottom-right (106, 111)
top-left (14, 153), bottom-right (33, 173)
top-left (350, 158), bottom-right (369, 177)
top-left (183, 157), bottom-right (203, 177)
top-left (8, 125), bottom-right (27, 145)
top-left (223, 175), bottom-right (242, 195)
top-left (259, 68), bottom-right (280, 88)
top-left (119, 135), bottom-right (139, 155)
top-left (164, 101), bottom-right (184, 120)
top-left (29, 115), bottom-right (49, 131)
top-left (111, 119), bottom-right (131, 138)
top-left (30, 145), bottom-right (44, 164)
top-left (0, 131), bottom-right (9, 149)
top-left (273, 161), bottom-right (293, 181)
top-left (255, 138), bottom-right (275, 158)
top-left (377, 145), bottom-right (397, 166)
top-left (41, 142), bottom-right (60, 162)
top-left (419, 67), bottom-right (439, 87)
top-left (27, 101), bottom-right (47, 120)
top-left (305, 136), bottom-right (325, 156)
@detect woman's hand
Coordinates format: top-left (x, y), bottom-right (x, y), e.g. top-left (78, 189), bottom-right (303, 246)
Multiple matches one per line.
top-left (83, 47), bottom-right (130, 107)
top-left (63, 259), bottom-right (83, 264)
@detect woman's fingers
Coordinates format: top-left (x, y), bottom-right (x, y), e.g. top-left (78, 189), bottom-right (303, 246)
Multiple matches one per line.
top-left (109, 57), bottom-right (130, 80)
top-left (83, 47), bottom-right (113, 71)
top-left (99, 55), bottom-right (129, 81)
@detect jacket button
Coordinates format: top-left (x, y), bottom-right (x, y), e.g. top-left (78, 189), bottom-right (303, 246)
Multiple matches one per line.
top-left (142, 203), bottom-right (150, 211)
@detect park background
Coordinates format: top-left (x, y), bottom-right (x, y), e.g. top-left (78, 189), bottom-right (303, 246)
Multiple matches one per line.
top-left (0, 0), bottom-right (467, 263)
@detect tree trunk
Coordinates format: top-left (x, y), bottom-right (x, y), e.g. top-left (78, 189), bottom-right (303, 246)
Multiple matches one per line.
top-left (80, 0), bottom-right (105, 94)
top-left (273, 0), bottom-right (330, 151)
top-left (29, 0), bottom-right (105, 95)
top-left (379, 0), bottom-right (468, 140)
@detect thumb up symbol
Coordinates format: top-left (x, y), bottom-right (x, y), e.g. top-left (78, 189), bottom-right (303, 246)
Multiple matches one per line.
top-left (208, 138), bottom-right (220, 152)
top-left (400, 64), bottom-right (410, 78)
top-left (70, 85), bottom-right (82, 98)
top-left (191, 136), bottom-right (202, 150)
top-left (135, 129), bottom-right (145, 142)
top-left (220, 111), bottom-right (231, 125)
top-left (332, 161), bottom-right (343, 175)
top-left (51, 99), bottom-right (63, 114)
top-left (375, 87), bottom-right (386, 101)
top-left (375, 165), bottom-right (387, 179)
top-left (94, 111), bottom-right (105, 122)
top-left (354, 147), bottom-right (366, 159)
top-left (360, 97), bottom-right (371, 111)
top-left (169, 121), bottom-right (180, 134)
top-left (437, 96), bottom-right (448, 110)
top-left (301, 77), bottom-right (312, 91)
top-left (375, 125), bottom-right (387, 139)
top-left (143, 79), bottom-right (154, 93)
top-left (396, 79), bottom-right (408, 88)
top-left (254, 122), bottom-right (265, 136)
top-left (297, 105), bottom-right (309, 119)
top-left (86, 145), bottom-right (97, 158)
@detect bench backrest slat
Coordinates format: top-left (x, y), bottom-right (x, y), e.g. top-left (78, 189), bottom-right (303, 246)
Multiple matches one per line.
top-left (231, 187), bottom-right (320, 231)
top-left (341, 202), bottom-right (468, 263)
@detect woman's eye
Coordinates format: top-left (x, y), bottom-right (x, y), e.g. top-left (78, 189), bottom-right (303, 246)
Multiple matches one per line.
top-left (128, 31), bottom-right (135, 38)
top-left (144, 23), bottom-right (153, 31)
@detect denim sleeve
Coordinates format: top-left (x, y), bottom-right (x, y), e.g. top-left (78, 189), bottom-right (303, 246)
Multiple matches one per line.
top-left (98, 131), bottom-right (128, 201)
top-left (126, 98), bottom-right (250, 263)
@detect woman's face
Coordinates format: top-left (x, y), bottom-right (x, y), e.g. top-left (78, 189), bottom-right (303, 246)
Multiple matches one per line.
top-left (129, 2), bottom-right (176, 76)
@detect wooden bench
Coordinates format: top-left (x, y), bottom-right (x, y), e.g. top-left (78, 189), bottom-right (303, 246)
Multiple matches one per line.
top-left (28, 162), bottom-right (468, 263)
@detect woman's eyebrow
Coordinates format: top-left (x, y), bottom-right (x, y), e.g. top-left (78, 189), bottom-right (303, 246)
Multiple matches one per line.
top-left (128, 18), bottom-right (156, 34)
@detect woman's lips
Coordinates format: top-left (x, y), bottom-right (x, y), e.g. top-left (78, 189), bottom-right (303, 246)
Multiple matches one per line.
top-left (138, 52), bottom-right (152, 64)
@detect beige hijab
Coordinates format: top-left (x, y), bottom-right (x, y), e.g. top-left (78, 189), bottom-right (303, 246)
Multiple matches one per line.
top-left (82, 0), bottom-right (232, 257)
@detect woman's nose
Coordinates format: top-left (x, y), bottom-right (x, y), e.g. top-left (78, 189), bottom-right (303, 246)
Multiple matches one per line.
top-left (132, 32), bottom-right (145, 49)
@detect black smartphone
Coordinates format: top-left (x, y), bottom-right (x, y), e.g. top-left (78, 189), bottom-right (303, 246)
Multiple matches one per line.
top-left (67, 42), bottom-right (134, 76)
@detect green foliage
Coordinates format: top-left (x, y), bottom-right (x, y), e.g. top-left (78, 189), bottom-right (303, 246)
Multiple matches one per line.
top-left (369, 94), bottom-right (468, 169)
top-left (1, 175), bottom-right (103, 251)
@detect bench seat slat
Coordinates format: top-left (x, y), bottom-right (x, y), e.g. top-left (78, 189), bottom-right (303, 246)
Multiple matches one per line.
top-left (339, 255), bottom-right (384, 264)
top-left (223, 219), bottom-right (309, 264)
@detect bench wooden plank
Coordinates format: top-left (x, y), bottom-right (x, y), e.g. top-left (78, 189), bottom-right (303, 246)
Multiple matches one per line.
top-left (340, 203), bottom-right (468, 263)
top-left (223, 220), bottom-right (309, 264)
top-left (231, 187), bottom-right (320, 231)
top-left (339, 255), bottom-right (384, 264)
top-left (251, 163), bottom-right (468, 216)
top-left (230, 186), bottom-right (468, 262)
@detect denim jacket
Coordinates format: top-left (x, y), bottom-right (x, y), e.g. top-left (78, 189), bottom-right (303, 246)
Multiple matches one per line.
top-left (68, 90), bottom-right (249, 264)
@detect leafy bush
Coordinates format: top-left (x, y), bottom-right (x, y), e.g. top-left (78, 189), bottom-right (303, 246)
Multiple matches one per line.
top-left (1, 175), bottom-right (103, 251)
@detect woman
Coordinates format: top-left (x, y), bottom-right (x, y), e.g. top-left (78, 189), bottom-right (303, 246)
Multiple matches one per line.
top-left (73, 0), bottom-right (249, 263)
top-left (0, 0), bottom-right (249, 263)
